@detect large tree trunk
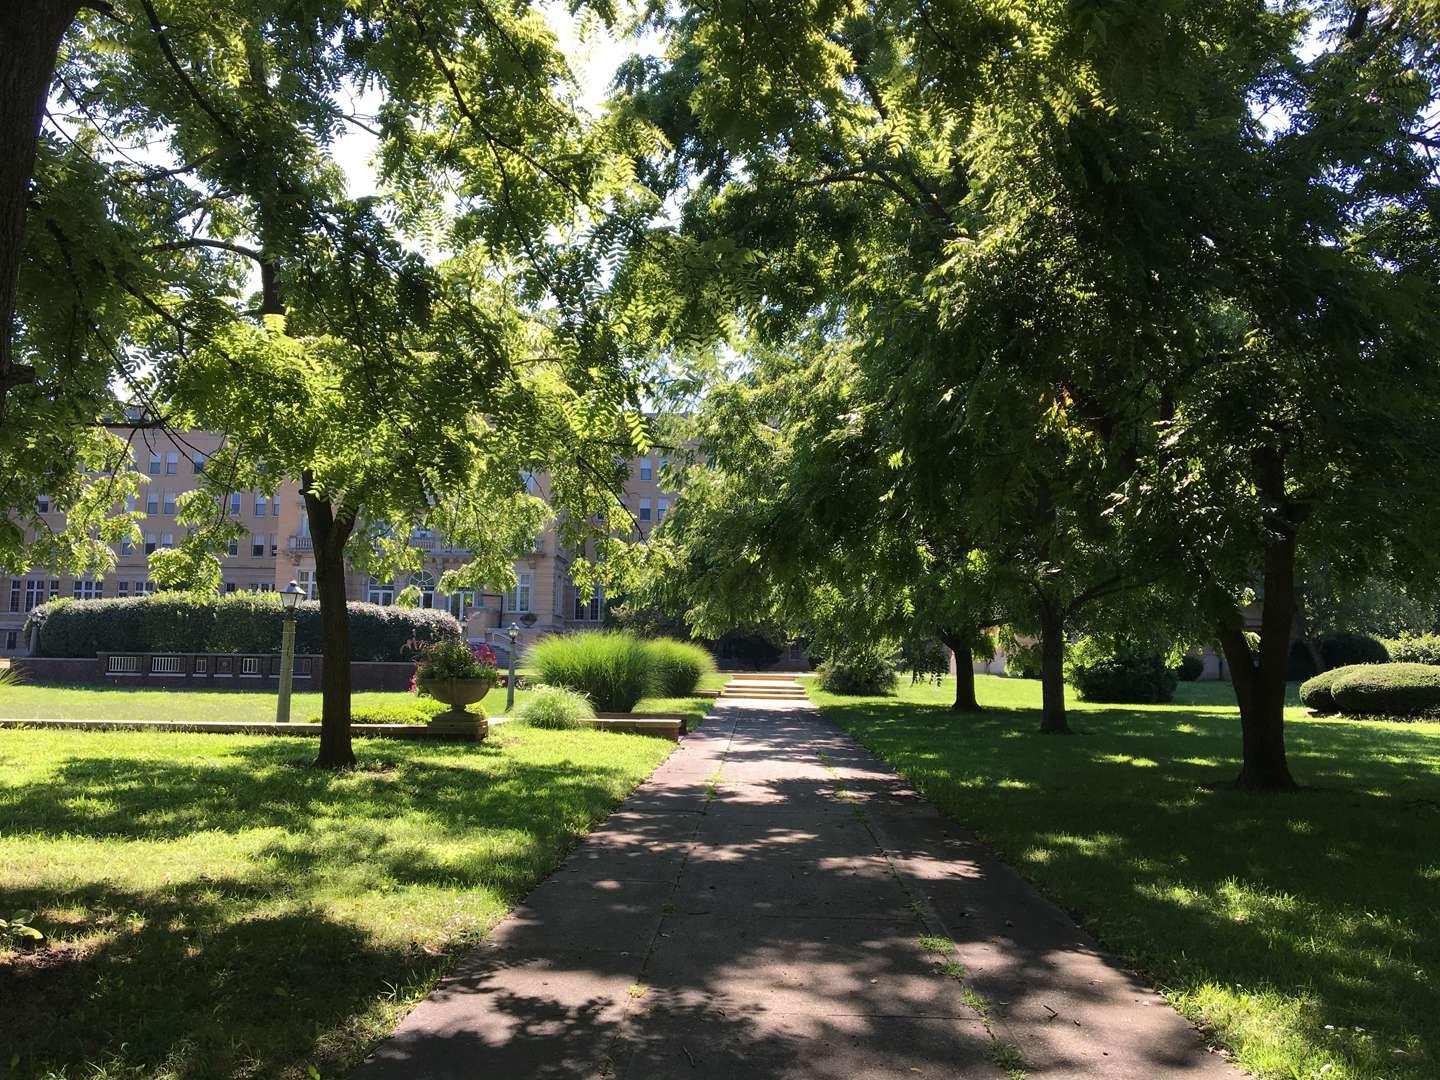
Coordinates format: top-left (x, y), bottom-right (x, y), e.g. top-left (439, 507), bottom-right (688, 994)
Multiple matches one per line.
top-left (305, 475), bottom-right (356, 769)
top-left (1037, 600), bottom-right (1070, 734)
top-left (1216, 449), bottom-right (1300, 791)
top-left (941, 631), bottom-right (981, 711)
top-left (0, 1), bottom-right (80, 416)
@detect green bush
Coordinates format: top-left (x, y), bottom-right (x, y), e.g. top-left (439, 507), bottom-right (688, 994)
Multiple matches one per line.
top-left (646, 638), bottom-right (716, 696)
top-left (513, 686), bottom-right (596, 730)
top-left (1299, 668), bottom-right (1348, 714)
top-left (1174, 653), bottom-right (1205, 681)
top-left (1068, 637), bottom-right (1177, 704)
top-left (1320, 632), bottom-right (1390, 668)
top-left (1003, 638), bottom-right (1041, 679)
top-left (1329, 663), bottom-right (1440, 718)
top-left (817, 647), bottom-right (897, 695)
top-left (1385, 633), bottom-right (1440, 666)
top-left (527, 630), bottom-right (654, 712)
top-left (32, 592), bottom-right (459, 661)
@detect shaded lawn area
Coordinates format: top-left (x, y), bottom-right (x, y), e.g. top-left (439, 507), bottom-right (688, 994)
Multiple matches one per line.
top-left (0, 671), bottom-right (729, 725)
top-left (808, 674), bottom-right (1440, 1080)
top-left (0, 726), bottom-right (673, 1080)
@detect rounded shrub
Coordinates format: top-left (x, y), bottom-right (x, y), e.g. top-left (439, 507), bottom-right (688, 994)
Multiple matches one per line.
top-left (1298, 667), bottom-right (1348, 714)
top-left (1329, 663), bottom-right (1440, 718)
top-left (646, 638), bottom-right (716, 696)
top-left (1174, 653), bottom-right (1205, 682)
top-left (1385, 633), bottom-right (1440, 666)
top-left (527, 630), bottom-right (654, 712)
top-left (513, 685), bottom-right (596, 730)
top-left (816, 647), bottom-right (897, 695)
top-left (1320, 632), bottom-right (1389, 669)
top-left (1068, 638), bottom-right (1177, 704)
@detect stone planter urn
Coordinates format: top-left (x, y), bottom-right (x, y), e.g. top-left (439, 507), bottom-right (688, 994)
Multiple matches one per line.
top-left (416, 677), bottom-right (494, 741)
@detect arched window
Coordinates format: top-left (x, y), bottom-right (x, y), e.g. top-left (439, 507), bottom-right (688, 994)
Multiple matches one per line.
top-left (410, 571), bottom-right (437, 609)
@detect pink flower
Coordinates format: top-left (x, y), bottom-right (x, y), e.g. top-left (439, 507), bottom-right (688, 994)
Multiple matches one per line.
top-left (408, 671), bottom-right (418, 694)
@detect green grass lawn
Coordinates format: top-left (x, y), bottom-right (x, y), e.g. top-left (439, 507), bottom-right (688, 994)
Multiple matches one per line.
top-left (806, 674), bottom-right (1440, 1080)
top-left (0, 725), bottom-right (673, 1080)
top-left (0, 670), bottom-right (730, 725)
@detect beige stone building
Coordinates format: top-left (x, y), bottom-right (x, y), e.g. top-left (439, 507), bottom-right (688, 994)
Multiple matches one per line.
top-left (2, 431), bottom-right (680, 656)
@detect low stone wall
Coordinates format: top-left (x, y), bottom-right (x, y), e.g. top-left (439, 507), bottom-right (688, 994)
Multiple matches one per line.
top-left (11, 654), bottom-right (414, 692)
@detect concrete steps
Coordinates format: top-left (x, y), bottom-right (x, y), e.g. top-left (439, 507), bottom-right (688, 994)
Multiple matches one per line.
top-left (719, 673), bottom-right (808, 701)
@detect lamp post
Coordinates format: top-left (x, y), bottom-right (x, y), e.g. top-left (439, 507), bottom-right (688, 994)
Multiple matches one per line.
top-left (506, 622), bottom-right (520, 714)
top-left (276, 579), bottom-right (305, 724)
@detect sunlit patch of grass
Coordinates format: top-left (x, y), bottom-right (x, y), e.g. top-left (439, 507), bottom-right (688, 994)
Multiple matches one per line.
top-left (809, 674), bottom-right (1440, 1080)
top-left (0, 725), bottom-right (671, 1079)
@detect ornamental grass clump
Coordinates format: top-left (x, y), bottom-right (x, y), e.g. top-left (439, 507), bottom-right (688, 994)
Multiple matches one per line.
top-left (528, 631), bottom-right (653, 712)
top-left (513, 685), bottom-right (596, 729)
top-left (646, 638), bottom-right (716, 696)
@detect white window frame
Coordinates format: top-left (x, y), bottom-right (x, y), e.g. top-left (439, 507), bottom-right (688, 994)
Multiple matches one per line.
top-left (505, 571), bottom-right (533, 613)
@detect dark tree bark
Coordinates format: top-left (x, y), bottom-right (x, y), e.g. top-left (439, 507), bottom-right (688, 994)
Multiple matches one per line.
top-left (940, 630), bottom-right (981, 711)
top-left (1037, 598), bottom-right (1070, 733)
top-left (1215, 447), bottom-right (1300, 791)
top-left (305, 472), bottom-right (357, 769)
top-left (0, 1), bottom-right (81, 417)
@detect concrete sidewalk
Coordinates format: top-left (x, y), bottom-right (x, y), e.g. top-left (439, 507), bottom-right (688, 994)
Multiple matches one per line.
top-left (349, 698), bottom-right (1239, 1079)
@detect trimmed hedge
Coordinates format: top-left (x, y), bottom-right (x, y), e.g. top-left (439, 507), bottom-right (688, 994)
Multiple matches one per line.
top-left (302, 701), bottom-right (448, 725)
top-left (1385, 633), bottom-right (1440, 666)
top-left (32, 592), bottom-right (460, 662)
top-left (1329, 663), bottom-right (1440, 718)
top-left (1299, 668), bottom-right (1348, 714)
top-left (646, 638), bottom-right (717, 696)
top-left (528, 630), bottom-right (654, 712)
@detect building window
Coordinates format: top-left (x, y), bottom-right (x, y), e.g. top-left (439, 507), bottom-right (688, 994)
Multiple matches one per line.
top-left (367, 578), bottom-right (394, 606)
top-left (163, 491), bottom-right (176, 516)
top-left (119, 536), bottom-right (134, 556)
top-left (192, 453), bottom-right (206, 473)
top-left (36, 494), bottom-right (50, 513)
top-left (148, 452), bottom-right (162, 475)
top-left (255, 493), bottom-right (268, 516)
top-left (639, 498), bottom-right (652, 521)
top-left (574, 587), bottom-right (602, 621)
top-left (15, 579), bottom-right (56, 613)
top-left (224, 582), bottom-right (237, 593)
top-left (146, 491), bottom-right (160, 515)
top-left (72, 578), bottom-right (102, 600)
top-left (411, 572), bottom-right (437, 609)
top-left (144, 534), bottom-right (157, 555)
top-left (269, 533), bottom-right (278, 555)
top-left (117, 581), bottom-right (129, 597)
top-left (165, 451), bottom-right (178, 474)
top-left (137, 580), bottom-right (155, 595)
top-left (4, 630), bottom-right (16, 651)
top-left (639, 458), bottom-right (653, 481)
top-left (272, 498), bottom-right (280, 517)
top-left (297, 569), bottom-right (316, 599)
top-left (251, 582), bottom-right (274, 593)
top-left (658, 498), bottom-right (669, 522)
top-left (447, 589), bottom-right (475, 620)
top-left (126, 494), bottom-right (138, 512)
top-left (252, 534), bottom-right (265, 557)
top-left (161, 532), bottom-right (174, 548)
top-left (227, 538), bottom-right (238, 557)
top-left (505, 572), bottom-right (533, 614)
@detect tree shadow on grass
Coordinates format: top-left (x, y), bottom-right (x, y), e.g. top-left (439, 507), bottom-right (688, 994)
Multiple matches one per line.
top-left (0, 736), bottom-right (663, 1079)
top-left (819, 695), bottom-right (1440, 1077)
